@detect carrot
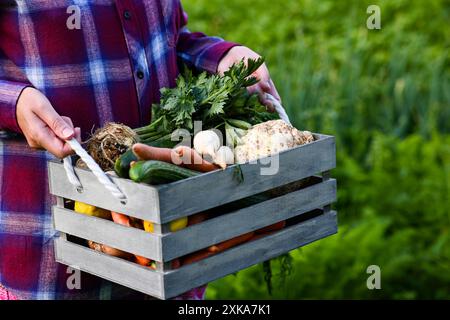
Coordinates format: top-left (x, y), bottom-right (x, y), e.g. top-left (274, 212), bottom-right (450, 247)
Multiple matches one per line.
top-left (172, 146), bottom-right (219, 172)
top-left (181, 232), bottom-right (255, 266)
top-left (207, 232), bottom-right (254, 253)
top-left (181, 250), bottom-right (215, 266)
top-left (188, 212), bottom-right (209, 226)
top-left (100, 244), bottom-right (134, 260)
top-left (87, 241), bottom-right (133, 260)
top-left (255, 221), bottom-right (286, 234)
top-left (136, 256), bottom-right (180, 270)
top-left (132, 143), bottom-right (173, 163)
top-left (111, 211), bottom-right (131, 227)
top-left (250, 230), bottom-right (279, 241)
top-left (135, 255), bottom-right (153, 267)
top-left (171, 259), bottom-right (181, 269)
top-left (132, 143), bottom-right (219, 173)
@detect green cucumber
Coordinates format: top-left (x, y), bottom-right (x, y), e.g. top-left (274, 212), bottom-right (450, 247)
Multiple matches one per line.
top-left (115, 149), bottom-right (137, 178)
top-left (129, 160), bottom-right (200, 185)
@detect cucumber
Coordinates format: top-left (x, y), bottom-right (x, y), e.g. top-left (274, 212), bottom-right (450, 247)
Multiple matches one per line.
top-left (114, 138), bottom-right (179, 178)
top-left (115, 149), bottom-right (137, 178)
top-left (129, 160), bottom-right (200, 185)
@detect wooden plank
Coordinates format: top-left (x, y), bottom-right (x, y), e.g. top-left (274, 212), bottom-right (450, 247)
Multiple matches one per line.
top-left (163, 211), bottom-right (337, 299)
top-left (161, 179), bottom-right (336, 261)
top-left (157, 134), bottom-right (336, 223)
top-left (53, 207), bottom-right (162, 261)
top-left (54, 237), bottom-right (165, 299)
top-left (48, 161), bottom-right (161, 222)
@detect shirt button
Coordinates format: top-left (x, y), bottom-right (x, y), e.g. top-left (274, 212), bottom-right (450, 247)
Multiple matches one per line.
top-left (137, 70), bottom-right (144, 79)
top-left (124, 10), bottom-right (131, 20)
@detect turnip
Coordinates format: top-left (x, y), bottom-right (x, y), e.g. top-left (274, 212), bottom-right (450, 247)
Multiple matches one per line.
top-left (213, 146), bottom-right (235, 169)
top-left (193, 130), bottom-right (221, 158)
top-left (86, 122), bottom-right (138, 171)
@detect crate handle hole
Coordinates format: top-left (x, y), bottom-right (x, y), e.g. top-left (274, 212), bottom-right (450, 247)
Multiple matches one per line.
top-left (120, 200), bottom-right (127, 205)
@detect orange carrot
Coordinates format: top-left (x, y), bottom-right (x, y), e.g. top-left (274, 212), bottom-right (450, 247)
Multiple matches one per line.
top-left (181, 232), bottom-right (255, 266)
top-left (136, 257), bottom-right (180, 270)
top-left (181, 250), bottom-right (215, 266)
top-left (100, 244), bottom-right (134, 260)
top-left (207, 232), bottom-right (254, 253)
top-left (172, 146), bottom-right (219, 172)
top-left (171, 259), bottom-right (181, 269)
top-left (135, 255), bottom-right (153, 267)
top-left (111, 211), bottom-right (131, 227)
top-left (132, 143), bottom-right (173, 163)
top-left (132, 143), bottom-right (219, 172)
top-left (255, 221), bottom-right (286, 234)
top-left (188, 212), bottom-right (209, 226)
top-left (87, 241), bottom-right (133, 260)
top-left (250, 230), bottom-right (278, 241)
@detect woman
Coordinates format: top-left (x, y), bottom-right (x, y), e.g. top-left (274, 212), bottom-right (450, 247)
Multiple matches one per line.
top-left (0, 1), bottom-right (280, 300)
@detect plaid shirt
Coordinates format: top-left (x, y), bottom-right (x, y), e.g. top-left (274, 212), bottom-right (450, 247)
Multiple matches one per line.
top-left (0, 0), bottom-right (237, 300)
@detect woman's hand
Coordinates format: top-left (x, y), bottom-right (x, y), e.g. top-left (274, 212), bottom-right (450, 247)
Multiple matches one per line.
top-left (16, 87), bottom-right (81, 158)
top-left (217, 46), bottom-right (281, 111)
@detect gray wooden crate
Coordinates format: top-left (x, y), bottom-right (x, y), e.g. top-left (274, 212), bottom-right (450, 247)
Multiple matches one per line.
top-left (48, 133), bottom-right (337, 299)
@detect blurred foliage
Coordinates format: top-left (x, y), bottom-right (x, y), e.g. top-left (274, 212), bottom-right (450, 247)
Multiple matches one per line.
top-left (182, 0), bottom-right (450, 299)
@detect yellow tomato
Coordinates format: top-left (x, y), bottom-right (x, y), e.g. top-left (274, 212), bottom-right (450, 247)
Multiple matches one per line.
top-left (74, 201), bottom-right (111, 219)
top-left (143, 220), bottom-right (154, 233)
top-left (170, 217), bottom-right (188, 232)
top-left (143, 217), bottom-right (188, 233)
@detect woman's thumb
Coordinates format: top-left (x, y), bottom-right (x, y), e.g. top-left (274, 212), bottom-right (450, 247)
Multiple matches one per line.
top-left (51, 116), bottom-right (74, 140)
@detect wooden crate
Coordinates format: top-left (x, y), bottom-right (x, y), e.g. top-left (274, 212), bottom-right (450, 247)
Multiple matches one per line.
top-left (48, 133), bottom-right (337, 299)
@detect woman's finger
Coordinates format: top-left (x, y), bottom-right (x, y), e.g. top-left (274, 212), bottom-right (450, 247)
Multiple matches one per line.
top-left (74, 127), bottom-right (82, 143)
top-left (61, 116), bottom-right (74, 129)
top-left (269, 79), bottom-right (282, 102)
top-left (258, 82), bottom-right (276, 112)
top-left (259, 80), bottom-right (272, 93)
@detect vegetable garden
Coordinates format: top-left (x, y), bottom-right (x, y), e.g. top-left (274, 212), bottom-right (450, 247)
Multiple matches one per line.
top-left (182, 0), bottom-right (450, 299)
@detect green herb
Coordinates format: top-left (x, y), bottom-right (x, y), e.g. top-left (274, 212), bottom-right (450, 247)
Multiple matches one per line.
top-left (135, 58), bottom-right (278, 145)
top-left (262, 260), bottom-right (273, 296)
top-left (277, 253), bottom-right (294, 287)
top-left (233, 165), bottom-right (244, 183)
top-left (262, 253), bottom-right (294, 295)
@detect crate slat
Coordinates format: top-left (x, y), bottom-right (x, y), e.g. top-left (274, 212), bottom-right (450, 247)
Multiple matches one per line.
top-left (164, 210), bottom-right (337, 298)
top-left (157, 134), bottom-right (336, 223)
top-left (48, 134), bottom-right (335, 223)
top-left (161, 179), bottom-right (336, 261)
top-left (53, 208), bottom-right (162, 261)
top-left (54, 237), bottom-right (165, 299)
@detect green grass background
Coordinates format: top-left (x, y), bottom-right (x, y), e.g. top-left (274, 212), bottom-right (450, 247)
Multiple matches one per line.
top-left (183, 0), bottom-right (450, 299)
